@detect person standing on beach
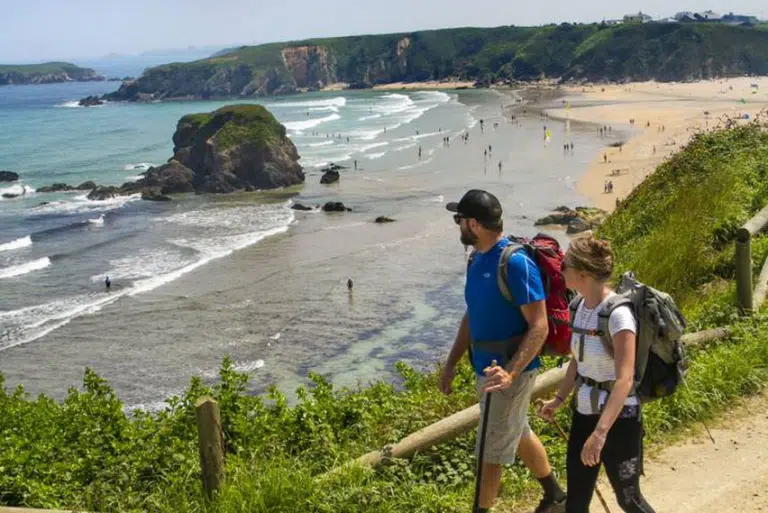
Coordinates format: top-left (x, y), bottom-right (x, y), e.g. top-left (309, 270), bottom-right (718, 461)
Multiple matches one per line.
top-left (105, 276), bottom-right (111, 292)
top-left (418, 146), bottom-right (422, 160)
top-left (498, 161), bottom-right (503, 173)
top-left (441, 190), bottom-right (566, 513)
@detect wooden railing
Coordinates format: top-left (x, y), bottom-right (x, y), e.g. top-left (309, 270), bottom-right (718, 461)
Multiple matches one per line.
top-left (326, 327), bottom-right (729, 474)
top-left (735, 204), bottom-right (768, 312)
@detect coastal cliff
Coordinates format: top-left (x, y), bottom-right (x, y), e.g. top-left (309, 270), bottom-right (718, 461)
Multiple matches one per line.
top-left (101, 23), bottom-right (768, 101)
top-left (0, 62), bottom-right (104, 85)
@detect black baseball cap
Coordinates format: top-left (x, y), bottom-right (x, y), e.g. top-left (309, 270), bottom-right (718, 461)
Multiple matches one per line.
top-left (446, 189), bottom-right (503, 224)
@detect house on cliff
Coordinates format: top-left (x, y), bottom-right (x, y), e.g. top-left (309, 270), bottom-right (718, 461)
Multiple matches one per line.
top-left (623, 11), bottom-right (653, 23)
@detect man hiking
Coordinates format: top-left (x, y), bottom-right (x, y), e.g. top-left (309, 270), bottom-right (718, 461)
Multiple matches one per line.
top-left (441, 189), bottom-right (566, 513)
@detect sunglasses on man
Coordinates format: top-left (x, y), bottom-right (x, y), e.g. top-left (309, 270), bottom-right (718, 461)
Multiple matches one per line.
top-left (453, 214), bottom-right (467, 225)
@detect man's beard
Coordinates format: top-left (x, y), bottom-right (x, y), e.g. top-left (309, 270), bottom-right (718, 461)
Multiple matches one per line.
top-left (460, 225), bottom-right (478, 246)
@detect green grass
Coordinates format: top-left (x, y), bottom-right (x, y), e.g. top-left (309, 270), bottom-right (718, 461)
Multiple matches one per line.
top-left (3, 312), bottom-right (768, 513)
top-left (598, 118), bottom-right (768, 326)
top-left (178, 105), bottom-right (287, 150)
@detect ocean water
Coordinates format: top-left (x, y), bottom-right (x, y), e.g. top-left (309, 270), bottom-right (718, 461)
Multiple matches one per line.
top-left (0, 75), bottom-right (619, 409)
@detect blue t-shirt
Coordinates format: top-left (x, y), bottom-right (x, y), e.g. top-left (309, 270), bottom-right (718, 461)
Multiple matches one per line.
top-left (465, 238), bottom-right (545, 375)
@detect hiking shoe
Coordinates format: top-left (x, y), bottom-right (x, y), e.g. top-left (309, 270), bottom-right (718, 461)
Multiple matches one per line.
top-left (533, 495), bottom-right (566, 513)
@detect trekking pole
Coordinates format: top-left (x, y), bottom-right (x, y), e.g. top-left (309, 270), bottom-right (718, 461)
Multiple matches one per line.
top-left (473, 360), bottom-right (496, 513)
top-left (535, 399), bottom-right (613, 513)
top-left (701, 420), bottom-right (716, 444)
top-left (682, 375), bottom-right (716, 444)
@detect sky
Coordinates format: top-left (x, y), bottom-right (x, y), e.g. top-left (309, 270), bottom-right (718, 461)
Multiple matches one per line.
top-left (0, 0), bottom-right (766, 63)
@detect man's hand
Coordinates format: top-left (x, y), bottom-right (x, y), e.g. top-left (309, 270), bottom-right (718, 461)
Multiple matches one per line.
top-left (439, 363), bottom-right (456, 395)
top-left (482, 363), bottom-right (517, 393)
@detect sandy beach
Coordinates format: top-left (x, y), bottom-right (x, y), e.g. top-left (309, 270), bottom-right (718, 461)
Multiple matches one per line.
top-left (546, 77), bottom-right (768, 211)
top-left (373, 80), bottom-right (475, 91)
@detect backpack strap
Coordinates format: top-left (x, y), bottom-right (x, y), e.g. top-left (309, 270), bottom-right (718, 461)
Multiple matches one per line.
top-left (466, 249), bottom-right (477, 275)
top-left (568, 294), bottom-right (583, 325)
top-left (596, 295), bottom-right (635, 358)
top-left (496, 242), bottom-right (524, 303)
top-left (574, 374), bottom-right (614, 413)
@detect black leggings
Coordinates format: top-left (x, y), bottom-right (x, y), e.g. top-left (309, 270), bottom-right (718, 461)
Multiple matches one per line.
top-left (566, 409), bottom-right (655, 513)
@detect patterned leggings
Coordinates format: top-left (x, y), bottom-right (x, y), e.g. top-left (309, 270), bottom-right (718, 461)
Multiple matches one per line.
top-left (566, 410), bottom-right (655, 513)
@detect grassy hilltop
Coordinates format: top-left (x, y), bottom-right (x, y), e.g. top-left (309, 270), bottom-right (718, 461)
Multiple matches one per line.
top-left (105, 23), bottom-right (768, 100)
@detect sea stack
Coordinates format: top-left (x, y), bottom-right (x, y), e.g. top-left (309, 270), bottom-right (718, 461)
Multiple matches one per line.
top-left (125, 104), bottom-right (304, 194)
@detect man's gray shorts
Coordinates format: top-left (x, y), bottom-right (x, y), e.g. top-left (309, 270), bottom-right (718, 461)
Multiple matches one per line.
top-left (476, 370), bottom-right (537, 465)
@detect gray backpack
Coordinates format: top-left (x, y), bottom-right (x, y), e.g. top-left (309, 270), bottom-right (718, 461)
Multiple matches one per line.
top-left (569, 271), bottom-right (688, 403)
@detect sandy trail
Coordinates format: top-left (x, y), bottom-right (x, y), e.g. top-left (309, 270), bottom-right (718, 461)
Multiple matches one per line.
top-left (592, 391), bottom-right (768, 512)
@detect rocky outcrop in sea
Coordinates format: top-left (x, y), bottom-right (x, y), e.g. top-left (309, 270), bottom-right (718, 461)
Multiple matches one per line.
top-left (146, 104), bottom-right (304, 192)
top-left (535, 206), bottom-right (607, 234)
top-left (33, 105), bottom-right (304, 201)
top-left (0, 171), bottom-right (19, 182)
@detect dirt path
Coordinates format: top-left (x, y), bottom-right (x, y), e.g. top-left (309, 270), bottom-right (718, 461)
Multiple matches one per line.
top-left (590, 391), bottom-right (768, 513)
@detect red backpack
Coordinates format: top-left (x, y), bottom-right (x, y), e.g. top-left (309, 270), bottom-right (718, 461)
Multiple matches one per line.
top-left (469, 233), bottom-right (572, 356)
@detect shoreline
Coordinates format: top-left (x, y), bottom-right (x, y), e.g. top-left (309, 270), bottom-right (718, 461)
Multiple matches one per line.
top-left (0, 86), bottom-right (602, 406)
top-left (319, 80), bottom-right (477, 92)
top-left (544, 77), bottom-right (768, 212)
top-left (372, 80), bottom-right (476, 91)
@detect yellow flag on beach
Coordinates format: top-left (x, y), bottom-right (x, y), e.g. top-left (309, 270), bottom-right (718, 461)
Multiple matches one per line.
top-left (566, 101), bottom-right (571, 110)
top-left (545, 129), bottom-right (552, 140)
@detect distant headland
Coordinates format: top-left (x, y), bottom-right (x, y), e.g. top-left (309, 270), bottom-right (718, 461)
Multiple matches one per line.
top-left (0, 62), bottom-right (104, 86)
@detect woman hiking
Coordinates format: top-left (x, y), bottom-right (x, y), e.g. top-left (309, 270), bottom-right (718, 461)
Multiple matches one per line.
top-left (538, 235), bottom-right (655, 513)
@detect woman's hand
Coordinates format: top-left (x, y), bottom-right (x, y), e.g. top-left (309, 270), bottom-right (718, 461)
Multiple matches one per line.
top-left (581, 429), bottom-right (607, 467)
top-left (537, 397), bottom-right (563, 421)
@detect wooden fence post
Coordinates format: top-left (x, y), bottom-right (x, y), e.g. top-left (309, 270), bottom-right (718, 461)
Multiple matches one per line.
top-left (735, 228), bottom-right (753, 314)
top-left (195, 396), bottom-right (225, 499)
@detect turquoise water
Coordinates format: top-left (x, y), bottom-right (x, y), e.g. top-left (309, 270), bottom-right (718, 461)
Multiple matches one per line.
top-left (0, 76), bottom-right (616, 408)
